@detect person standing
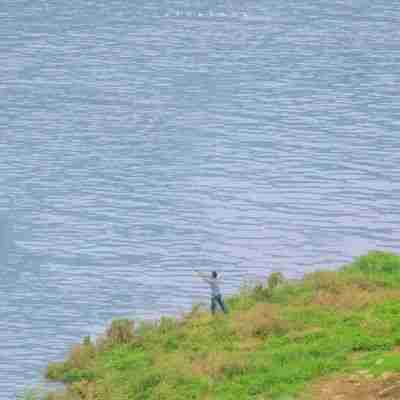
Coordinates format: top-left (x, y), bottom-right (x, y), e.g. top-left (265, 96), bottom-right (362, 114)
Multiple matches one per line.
top-left (195, 270), bottom-right (228, 314)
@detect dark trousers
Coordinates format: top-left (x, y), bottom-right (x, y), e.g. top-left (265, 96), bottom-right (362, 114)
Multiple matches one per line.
top-left (211, 295), bottom-right (228, 314)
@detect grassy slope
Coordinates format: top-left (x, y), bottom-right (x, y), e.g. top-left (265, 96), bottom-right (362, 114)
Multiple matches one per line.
top-left (39, 251), bottom-right (400, 400)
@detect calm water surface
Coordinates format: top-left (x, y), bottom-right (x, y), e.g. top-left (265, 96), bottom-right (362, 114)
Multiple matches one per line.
top-left (1, 1), bottom-right (400, 398)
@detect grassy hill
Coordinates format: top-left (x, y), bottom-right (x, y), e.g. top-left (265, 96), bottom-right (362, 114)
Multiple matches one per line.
top-left (25, 251), bottom-right (400, 400)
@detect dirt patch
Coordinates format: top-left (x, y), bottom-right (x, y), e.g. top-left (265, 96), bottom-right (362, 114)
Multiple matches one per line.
top-left (305, 372), bottom-right (400, 400)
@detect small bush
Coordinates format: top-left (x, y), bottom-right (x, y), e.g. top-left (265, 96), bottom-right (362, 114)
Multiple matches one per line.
top-left (252, 283), bottom-right (267, 300)
top-left (106, 319), bottom-right (135, 344)
top-left (47, 360), bottom-right (71, 380)
top-left (248, 272), bottom-right (287, 301)
top-left (267, 272), bottom-right (285, 290)
top-left (96, 319), bottom-right (135, 351)
top-left (304, 270), bottom-right (342, 293)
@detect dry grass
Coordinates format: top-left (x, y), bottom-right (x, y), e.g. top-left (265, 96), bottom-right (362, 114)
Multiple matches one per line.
top-left (233, 303), bottom-right (289, 339)
top-left (91, 372), bottom-right (117, 400)
top-left (302, 269), bottom-right (400, 311)
top-left (191, 351), bottom-right (248, 378)
top-left (152, 345), bottom-right (249, 382)
top-left (311, 286), bottom-right (370, 309)
top-left (309, 281), bottom-right (400, 311)
top-left (70, 381), bottom-right (97, 400)
top-left (69, 343), bottom-right (96, 369)
top-left (150, 381), bottom-right (178, 400)
top-left (184, 303), bottom-right (206, 320)
top-left (287, 327), bottom-right (324, 342)
top-left (234, 337), bottom-right (263, 351)
top-left (45, 390), bottom-right (80, 400)
top-left (152, 351), bottom-right (193, 379)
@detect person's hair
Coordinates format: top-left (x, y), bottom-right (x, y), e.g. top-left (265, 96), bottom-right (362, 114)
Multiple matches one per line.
top-left (212, 271), bottom-right (218, 278)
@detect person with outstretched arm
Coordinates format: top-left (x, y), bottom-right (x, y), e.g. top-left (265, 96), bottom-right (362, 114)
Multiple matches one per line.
top-left (194, 270), bottom-right (228, 314)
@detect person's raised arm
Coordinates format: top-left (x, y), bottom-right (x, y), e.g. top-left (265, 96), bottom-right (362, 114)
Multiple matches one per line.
top-left (194, 270), bottom-right (211, 282)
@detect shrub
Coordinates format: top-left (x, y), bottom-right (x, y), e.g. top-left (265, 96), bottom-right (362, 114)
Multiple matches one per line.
top-left (251, 283), bottom-right (266, 300)
top-left (304, 270), bottom-right (342, 293)
top-left (248, 272), bottom-right (287, 301)
top-left (267, 272), bottom-right (285, 290)
top-left (46, 361), bottom-right (69, 380)
top-left (106, 319), bottom-right (135, 344)
top-left (96, 319), bottom-right (135, 351)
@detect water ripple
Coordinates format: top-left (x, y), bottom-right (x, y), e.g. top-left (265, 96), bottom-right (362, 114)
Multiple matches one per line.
top-left (1, 0), bottom-right (400, 398)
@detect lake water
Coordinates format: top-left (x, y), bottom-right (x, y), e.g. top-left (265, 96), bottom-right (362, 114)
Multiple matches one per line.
top-left (1, 1), bottom-right (400, 398)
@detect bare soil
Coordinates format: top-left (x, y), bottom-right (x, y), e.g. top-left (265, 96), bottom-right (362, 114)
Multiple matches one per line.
top-left (305, 372), bottom-right (400, 400)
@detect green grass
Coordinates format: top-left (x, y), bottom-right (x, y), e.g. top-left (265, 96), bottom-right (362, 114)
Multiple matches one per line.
top-left (35, 251), bottom-right (400, 400)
